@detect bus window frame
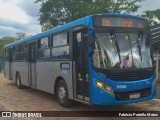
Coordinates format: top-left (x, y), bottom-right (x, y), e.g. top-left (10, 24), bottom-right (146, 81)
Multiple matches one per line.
top-left (50, 31), bottom-right (70, 60)
top-left (12, 42), bottom-right (28, 62)
top-left (37, 37), bottom-right (51, 61)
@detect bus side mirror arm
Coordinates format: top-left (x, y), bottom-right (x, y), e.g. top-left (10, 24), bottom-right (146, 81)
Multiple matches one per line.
top-left (87, 34), bottom-right (95, 47)
top-left (89, 48), bottom-right (94, 57)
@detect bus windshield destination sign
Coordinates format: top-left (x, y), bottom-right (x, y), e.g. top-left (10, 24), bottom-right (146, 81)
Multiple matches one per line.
top-left (94, 16), bottom-right (147, 28)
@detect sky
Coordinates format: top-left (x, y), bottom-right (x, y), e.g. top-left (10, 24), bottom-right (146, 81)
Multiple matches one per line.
top-left (0, 0), bottom-right (41, 38)
top-left (0, 0), bottom-right (160, 38)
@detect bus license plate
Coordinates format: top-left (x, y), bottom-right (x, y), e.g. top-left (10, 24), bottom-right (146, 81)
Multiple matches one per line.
top-left (129, 93), bottom-right (140, 99)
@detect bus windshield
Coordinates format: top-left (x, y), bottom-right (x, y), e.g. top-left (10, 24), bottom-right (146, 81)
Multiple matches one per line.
top-left (92, 32), bottom-right (152, 70)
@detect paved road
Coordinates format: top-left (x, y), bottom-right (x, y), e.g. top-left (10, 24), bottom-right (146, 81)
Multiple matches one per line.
top-left (0, 73), bottom-right (159, 120)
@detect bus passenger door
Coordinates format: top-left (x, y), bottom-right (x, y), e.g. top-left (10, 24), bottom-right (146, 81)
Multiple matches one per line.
top-left (9, 48), bottom-right (13, 80)
top-left (28, 42), bottom-right (37, 87)
top-left (74, 30), bottom-right (89, 101)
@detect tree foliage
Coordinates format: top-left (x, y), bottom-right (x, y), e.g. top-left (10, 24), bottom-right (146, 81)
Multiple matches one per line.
top-left (0, 36), bottom-right (17, 69)
top-left (142, 9), bottom-right (160, 26)
top-left (42, 23), bottom-right (54, 31)
top-left (16, 32), bottom-right (26, 40)
top-left (35, 0), bottom-right (144, 27)
top-left (0, 32), bottom-right (26, 69)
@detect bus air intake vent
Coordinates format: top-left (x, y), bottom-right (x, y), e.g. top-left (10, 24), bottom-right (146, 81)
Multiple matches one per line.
top-left (104, 68), bottom-right (154, 81)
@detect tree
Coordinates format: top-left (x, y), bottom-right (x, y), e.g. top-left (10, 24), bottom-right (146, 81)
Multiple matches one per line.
top-left (142, 9), bottom-right (160, 26)
top-left (35, 0), bottom-right (144, 27)
top-left (16, 32), bottom-right (26, 40)
top-left (42, 23), bottom-right (54, 31)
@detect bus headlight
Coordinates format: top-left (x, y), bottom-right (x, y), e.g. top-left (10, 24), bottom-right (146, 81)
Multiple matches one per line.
top-left (95, 81), bottom-right (103, 88)
top-left (94, 79), bottom-right (114, 95)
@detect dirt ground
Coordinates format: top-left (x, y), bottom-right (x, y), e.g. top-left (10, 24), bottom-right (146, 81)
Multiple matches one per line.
top-left (0, 72), bottom-right (160, 120)
top-left (156, 81), bottom-right (160, 99)
top-left (157, 72), bottom-right (160, 99)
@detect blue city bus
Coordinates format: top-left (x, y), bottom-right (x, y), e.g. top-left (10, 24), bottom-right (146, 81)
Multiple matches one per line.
top-left (4, 14), bottom-right (156, 107)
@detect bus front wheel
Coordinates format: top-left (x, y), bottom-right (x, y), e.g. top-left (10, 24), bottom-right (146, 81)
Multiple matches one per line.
top-left (16, 73), bottom-right (24, 89)
top-left (56, 80), bottom-right (73, 107)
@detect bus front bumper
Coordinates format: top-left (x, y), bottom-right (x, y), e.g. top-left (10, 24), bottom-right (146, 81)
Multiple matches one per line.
top-left (90, 84), bottom-right (156, 106)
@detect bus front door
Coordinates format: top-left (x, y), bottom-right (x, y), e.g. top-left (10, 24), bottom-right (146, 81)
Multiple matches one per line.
top-left (9, 48), bottom-right (13, 80)
top-left (75, 30), bottom-right (89, 102)
top-left (28, 42), bottom-right (37, 87)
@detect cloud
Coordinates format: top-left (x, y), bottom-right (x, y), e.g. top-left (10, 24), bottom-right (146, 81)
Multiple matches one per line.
top-left (18, 1), bottom-right (41, 17)
top-left (0, 26), bottom-right (20, 38)
top-left (139, 0), bottom-right (160, 14)
top-left (0, 0), bottom-right (160, 38)
top-left (0, 1), bottom-right (29, 24)
top-left (0, 0), bottom-right (41, 38)
top-left (0, 0), bottom-right (21, 4)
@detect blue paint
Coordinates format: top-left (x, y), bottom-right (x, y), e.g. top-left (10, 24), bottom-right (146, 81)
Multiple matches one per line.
top-left (102, 13), bottom-right (143, 19)
top-left (5, 15), bottom-right (93, 47)
top-left (89, 55), bottom-right (156, 105)
top-left (86, 14), bottom-right (155, 105)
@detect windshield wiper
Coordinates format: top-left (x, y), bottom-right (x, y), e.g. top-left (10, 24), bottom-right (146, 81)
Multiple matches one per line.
top-left (136, 32), bottom-right (142, 61)
top-left (110, 31), bottom-right (121, 62)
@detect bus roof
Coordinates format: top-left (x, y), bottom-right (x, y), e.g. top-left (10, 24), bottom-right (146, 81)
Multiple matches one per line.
top-left (5, 13), bottom-right (143, 48)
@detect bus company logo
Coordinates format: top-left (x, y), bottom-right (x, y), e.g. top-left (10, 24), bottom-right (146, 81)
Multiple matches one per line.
top-left (117, 85), bottom-right (127, 89)
top-left (2, 112), bottom-right (11, 117)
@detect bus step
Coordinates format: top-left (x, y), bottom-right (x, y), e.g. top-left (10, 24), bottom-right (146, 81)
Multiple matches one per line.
top-left (74, 98), bottom-right (90, 105)
top-left (30, 86), bottom-right (37, 89)
top-left (77, 95), bottom-right (90, 101)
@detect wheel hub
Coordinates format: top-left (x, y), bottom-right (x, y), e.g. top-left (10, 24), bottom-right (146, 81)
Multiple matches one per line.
top-left (58, 87), bottom-right (66, 101)
top-left (17, 76), bottom-right (20, 86)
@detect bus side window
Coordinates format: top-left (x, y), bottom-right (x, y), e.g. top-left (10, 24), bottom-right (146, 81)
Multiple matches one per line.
top-left (20, 43), bottom-right (27, 61)
top-left (13, 46), bottom-right (18, 61)
top-left (5, 48), bottom-right (6, 55)
top-left (40, 37), bottom-right (49, 49)
top-left (51, 31), bottom-right (70, 59)
top-left (5, 48), bottom-right (8, 62)
top-left (13, 46), bottom-right (15, 53)
top-left (37, 37), bottom-right (50, 60)
top-left (37, 39), bottom-right (41, 49)
top-left (18, 45), bottom-right (21, 52)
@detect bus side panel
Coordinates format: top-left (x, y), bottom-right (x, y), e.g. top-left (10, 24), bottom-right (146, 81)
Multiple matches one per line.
top-left (12, 62), bottom-right (29, 86)
top-left (36, 61), bottom-right (74, 99)
top-left (36, 61), bottom-right (50, 91)
top-left (4, 62), bottom-right (10, 80)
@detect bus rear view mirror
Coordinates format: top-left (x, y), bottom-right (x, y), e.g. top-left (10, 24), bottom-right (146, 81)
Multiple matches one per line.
top-left (87, 35), bottom-right (94, 47)
top-left (89, 49), bottom-right (95, 57)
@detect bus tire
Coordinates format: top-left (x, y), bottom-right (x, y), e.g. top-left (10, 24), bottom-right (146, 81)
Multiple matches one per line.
top-left (56, 80), bottom-right (73, 107)
top-left (16, 73), bottom-right (24, 89)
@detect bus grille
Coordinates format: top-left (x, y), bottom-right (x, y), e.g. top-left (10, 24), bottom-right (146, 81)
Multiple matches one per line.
top-left (105, 68), bottom-right (154, 81)
top-left (114, 87), bottom-right (151, 101)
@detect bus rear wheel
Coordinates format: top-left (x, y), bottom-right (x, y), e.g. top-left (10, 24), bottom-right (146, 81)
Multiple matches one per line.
top-left (56, 80), bottom-right (73, 107)
top-left (16, 73), bottom-right (24, 89)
